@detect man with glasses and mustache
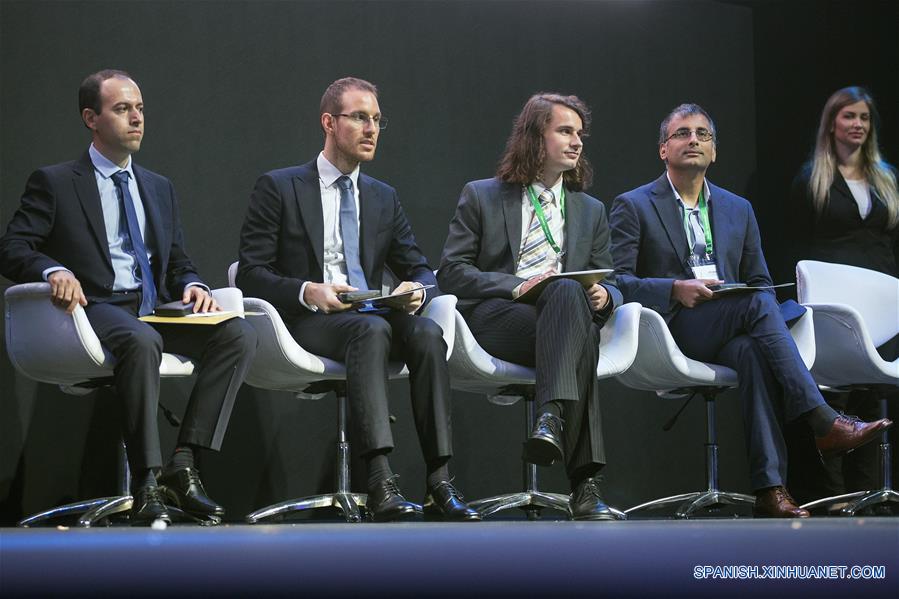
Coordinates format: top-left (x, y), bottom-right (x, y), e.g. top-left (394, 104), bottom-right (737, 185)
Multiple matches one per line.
top-left (439, 93), bottom-right (624, 520)
top-left (237, 77), bottom-right (479, 522)
top-left (609, 103), bottom-right (892, 518)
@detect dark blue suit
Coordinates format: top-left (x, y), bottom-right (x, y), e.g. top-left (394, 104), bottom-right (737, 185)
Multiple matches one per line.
top-left (0, 151), bottom-right (256, 471)
top-left (610, 173), bottom-right (825, 490)
top-left (237, 159), bottom-right (452, 460)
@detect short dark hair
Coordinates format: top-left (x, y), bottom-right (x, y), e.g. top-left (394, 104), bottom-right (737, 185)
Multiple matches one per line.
top-left (320, 77), bottom-right (378, 117)
top-left (79, 69), bottom-right (134, 116)
top-left (659, 103), bottom-right (717, 145)
top-left (496, 93), bottom-right (593, 191)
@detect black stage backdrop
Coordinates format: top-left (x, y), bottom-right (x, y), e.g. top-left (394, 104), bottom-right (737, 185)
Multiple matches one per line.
top-left (0, 0), bottom-right (895, 524)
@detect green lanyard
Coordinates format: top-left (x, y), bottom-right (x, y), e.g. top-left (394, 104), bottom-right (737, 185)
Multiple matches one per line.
top-left (682, 187), bottom-right (714, 255)
top-left (526, 185), bottom-right (566, 254)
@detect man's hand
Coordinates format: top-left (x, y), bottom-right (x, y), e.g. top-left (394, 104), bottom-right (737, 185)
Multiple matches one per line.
top-left (671, 278), bottom-right (723, 308)
top-left (304, 282), bottom-right (357, 314)
top-left (183, 286), bottom-right (221, 313)
top-left (388, 281), bottom-right (425, 314)
top-left (48, 270), bottom-right (87, 314)
top-left (515, 269), bottom-right (558, 298)
top-left (586, 283), bottom-right (610, 312)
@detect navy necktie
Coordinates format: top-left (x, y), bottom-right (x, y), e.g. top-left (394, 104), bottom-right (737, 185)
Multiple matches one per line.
top-left (336, 176), bottom-right (368, 289)
top-left (112, 171), bottom-right (157, 315)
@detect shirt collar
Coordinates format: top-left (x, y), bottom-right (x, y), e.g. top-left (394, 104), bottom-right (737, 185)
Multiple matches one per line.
top-left (526, 178), bottom-right (564, 207)
top-left (317, 152), bottom-right (360, 189)
top-left (666, 171), bottom-right (711, 209)
top-left (89, 143), bottom-right (135, 180)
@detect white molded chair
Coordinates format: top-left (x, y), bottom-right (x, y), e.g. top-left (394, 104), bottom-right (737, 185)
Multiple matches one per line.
top-left (797, 260), bottom-right (899, 515)
top-left (5, 282), bottom-right (243, 527)
top-left (449, 302), bottom-right (641, 520)
top-left (618, 307), bottom-right (756, 518)
top-left (227, 263), bottom-right (457, 523)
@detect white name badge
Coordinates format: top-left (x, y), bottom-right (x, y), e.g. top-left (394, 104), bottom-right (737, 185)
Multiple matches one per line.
top-left (691, 262), bottom-right (720, 280)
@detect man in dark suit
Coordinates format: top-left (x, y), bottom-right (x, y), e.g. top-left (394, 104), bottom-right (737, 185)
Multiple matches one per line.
top-left (438, 93), bottom-right (623, 520)
top-left (0, 70), bottom-right (257, 525)
top-left (609, 103), bottom-right (892, 517)
top-left (236, 77), bottom-right (479, 521)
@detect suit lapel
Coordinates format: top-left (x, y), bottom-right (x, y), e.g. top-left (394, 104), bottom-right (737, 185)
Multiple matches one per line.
top-left (649, 174), bottom-right (690, 270)
top-left (293, 164), bottom-right (325, 271)
top-left (357, 176), bottom-right (384, 287)
top-left (562, 190), bottom-right (589, 271)
top-left (706, 181), bottom-right (732, 279)
top-left (72, 153), bottom-right (112, 266)
top-left (500, 183), bottom-right (522, 268)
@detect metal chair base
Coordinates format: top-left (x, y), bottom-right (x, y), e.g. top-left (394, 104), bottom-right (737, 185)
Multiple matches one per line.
top-left (626, 392), bottom-right (755, 519)
top-left (18, 495), bottom-right (132, 528)
top-left (626, 490), bottom-right (756, 519)
top-left (246, 388), bottom-right (376, 524)
top-left (246, 492), bottom-right (368, 523)
top-left (801, 489), bottom-right (899, 516)
top-left (470, 490), bottom-right (571, 519)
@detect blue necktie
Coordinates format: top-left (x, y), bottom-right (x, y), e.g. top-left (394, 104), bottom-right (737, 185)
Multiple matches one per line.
top-left (687, 209), bottom-right (707, 257)
top-left (336, 176), bottom-right (368, 289)
top-left (112, 171), bottom-right (157, 316)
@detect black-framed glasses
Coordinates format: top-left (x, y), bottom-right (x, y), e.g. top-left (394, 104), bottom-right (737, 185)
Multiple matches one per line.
top-left (665, 127), bottom-right (713, 142)
top-left (333, 112), bottom-right (388, 130)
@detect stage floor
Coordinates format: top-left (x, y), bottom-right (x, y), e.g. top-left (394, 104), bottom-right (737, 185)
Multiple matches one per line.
top-left (1, 518), bottom-right (898, 596)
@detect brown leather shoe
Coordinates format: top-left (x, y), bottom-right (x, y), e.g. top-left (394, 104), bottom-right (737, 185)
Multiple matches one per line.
top-left (753, 486), bottom-right (810, 518)
top-left (815, 414), bottom-right (893, 459)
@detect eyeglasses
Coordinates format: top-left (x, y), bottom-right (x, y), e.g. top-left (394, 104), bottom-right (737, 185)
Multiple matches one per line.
top-left (332, 112), bottom-right (388, 130)
top-left (665, 127), bottom-right (714, 142)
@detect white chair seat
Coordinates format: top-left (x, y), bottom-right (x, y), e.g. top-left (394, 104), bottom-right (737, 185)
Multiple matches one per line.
top-left (617, 307), bottom-right (737, 393)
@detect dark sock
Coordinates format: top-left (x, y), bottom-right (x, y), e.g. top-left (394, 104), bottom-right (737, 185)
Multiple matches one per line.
top-left (807, 404), bottom-right (839, 437)
top-left (426, 458), bottom-right (450, 490)
top-left (132, 468), bottom-right (157, 494)
top-left (569, 464), bottom-right (602, 493)
top-left (541, 400), bottom-right (564, 419)
top-left (167, 445), bottom-right (196, 471)
top-left (366, 451), bottom-right (394, 490)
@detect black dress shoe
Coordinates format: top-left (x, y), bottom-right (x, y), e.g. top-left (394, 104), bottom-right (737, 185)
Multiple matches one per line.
top-left (130, 486), bottom-right (171, 526)
top-left (569, 477), bottom-right (617, 521)
top-left (423, 481), bottom-right (481, 521)
top-left (367, 475), bottom-right (419, 522)
top-left (157, 467), bottom-right (225, 520)
top-left (522, 412), bottom-right (564, 466)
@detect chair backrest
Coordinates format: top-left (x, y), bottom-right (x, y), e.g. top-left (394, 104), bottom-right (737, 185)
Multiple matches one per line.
top-left (228, 261), bottom-right (238, 288)
top-left (797, 260), bottom-right (899, 347)
top-left (597, 302), bottom-right (641, 379)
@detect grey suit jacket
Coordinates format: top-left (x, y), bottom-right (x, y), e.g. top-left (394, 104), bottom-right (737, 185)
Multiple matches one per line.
top-left (438, 177), bottom-right (622, 314)
top-left (610, 172), bottom-right (772, 322)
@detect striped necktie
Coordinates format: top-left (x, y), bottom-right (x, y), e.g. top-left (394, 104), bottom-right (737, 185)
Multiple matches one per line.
top-left (516, 188), bottom-right (555, 278)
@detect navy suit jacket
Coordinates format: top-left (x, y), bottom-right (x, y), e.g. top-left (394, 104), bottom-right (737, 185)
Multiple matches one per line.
top-left (236, 159), bottom-right (437, 317)
top-left (0, 151), bottom-right (203, 301)
top-left (438, 177), bottom-right (622, 315)
top-left (610, 173), bottom-right (772, 322)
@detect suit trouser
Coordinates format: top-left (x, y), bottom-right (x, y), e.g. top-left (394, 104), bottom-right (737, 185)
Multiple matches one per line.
top-left (286, 309), bottom-right (453, 462)
top-left (668, 291), bottom-right (825, 490)
top-left (85, 293), bottom-right (258, 471)
top-left (463, 279), bottom-right (607, 478)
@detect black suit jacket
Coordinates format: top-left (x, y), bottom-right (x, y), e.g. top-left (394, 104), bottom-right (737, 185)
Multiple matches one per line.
top-left (438, 177), bottom-right (622, 315)
top-left (0, 151), bottom-right (203, 301)
top-left (610, 173), bottom-right (772, 322)
top-left (789, 162), bottom-right (899, 278)
top-left (236, 159), bottom-right (437, 316)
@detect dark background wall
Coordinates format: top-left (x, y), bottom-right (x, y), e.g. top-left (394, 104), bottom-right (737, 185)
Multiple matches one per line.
top-left (0, 0), bottom-right (894, 525)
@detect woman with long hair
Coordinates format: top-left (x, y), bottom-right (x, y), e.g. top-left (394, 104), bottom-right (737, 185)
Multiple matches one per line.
top-left (789, 86), bottom-right (899, 507)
